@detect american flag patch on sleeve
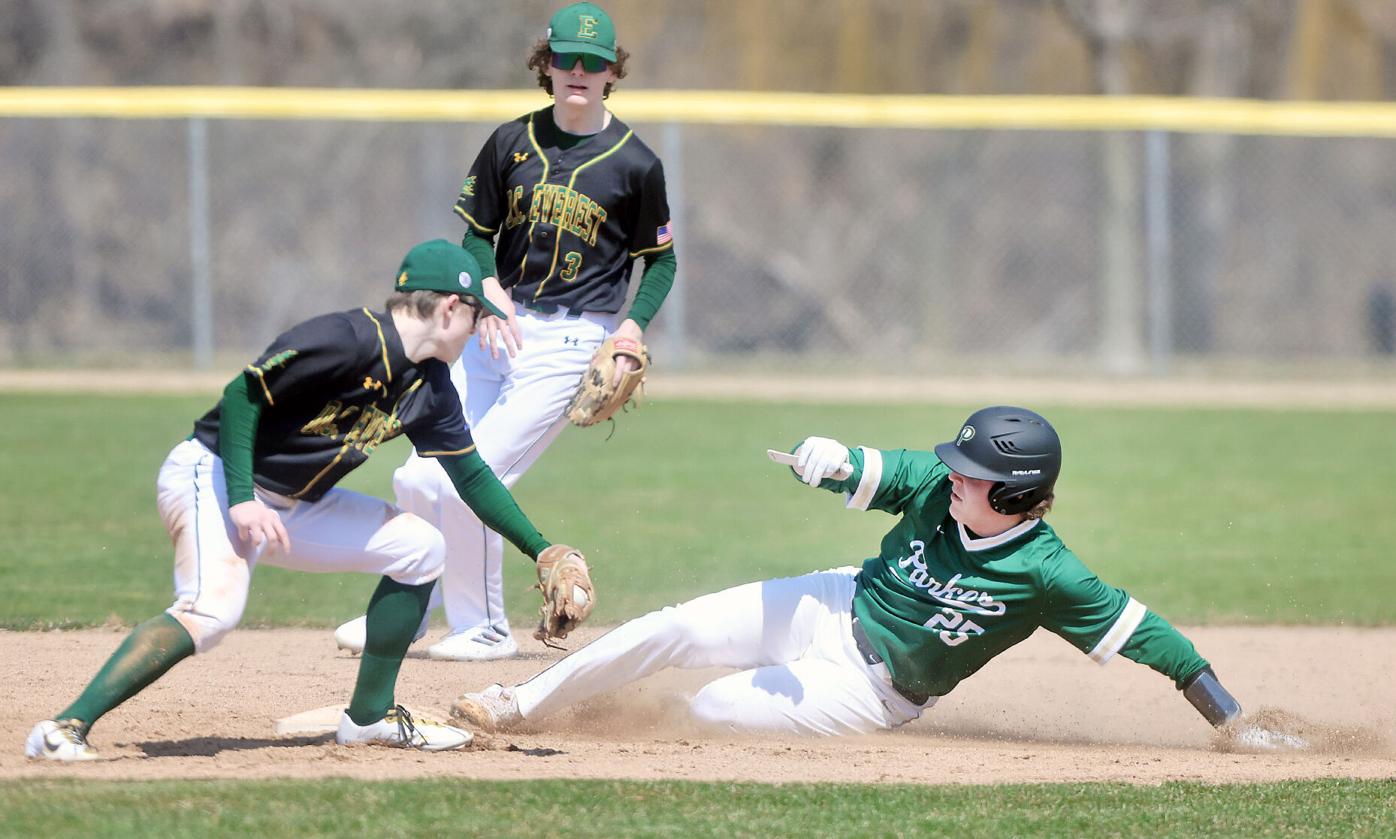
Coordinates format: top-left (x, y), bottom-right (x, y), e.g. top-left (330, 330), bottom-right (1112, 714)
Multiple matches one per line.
top-left (656, 222), bottom-right (673, 245)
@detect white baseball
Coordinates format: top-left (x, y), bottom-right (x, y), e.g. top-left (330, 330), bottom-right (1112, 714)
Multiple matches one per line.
top-left (573, 586), bottom-right (590, 608)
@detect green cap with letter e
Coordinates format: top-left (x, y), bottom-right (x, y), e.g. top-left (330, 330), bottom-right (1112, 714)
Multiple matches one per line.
top-left (394, 239), bottom-right (506, 319)
top-left (547, 2), bottom-right (617, 62)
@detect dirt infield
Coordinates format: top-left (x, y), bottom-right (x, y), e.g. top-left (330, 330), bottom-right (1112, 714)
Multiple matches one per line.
top-left (4, 625), bottom-right (1392, 785)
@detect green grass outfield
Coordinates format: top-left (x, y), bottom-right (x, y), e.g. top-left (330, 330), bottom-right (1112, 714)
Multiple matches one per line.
top-left (4, 393), bottom-right (1393, 835)
top-left (2, 393), bottom-right (1394, 628)
top-left (3, 778), bottom-right (1394, 837)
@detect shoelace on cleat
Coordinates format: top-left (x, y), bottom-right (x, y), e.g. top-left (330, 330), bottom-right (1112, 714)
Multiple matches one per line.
top-left (55, 720), bottom-right (90, 748)
top-left (389, 705), bottom-right (421, 748)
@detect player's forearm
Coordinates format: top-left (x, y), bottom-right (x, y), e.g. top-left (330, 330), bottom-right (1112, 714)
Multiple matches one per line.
top-left (217, 373), bottom-right (263, 506)
top-left (1116, 609), bottom-right (1211, 689)
top-left (460, 229), bottom-right (499, 280)
top-left (625, 250), bottom-right (676, 330)
top-left (1114, 610), bottom-right (1241, 725)
top-left (438, 451), bottom-right (549, 559)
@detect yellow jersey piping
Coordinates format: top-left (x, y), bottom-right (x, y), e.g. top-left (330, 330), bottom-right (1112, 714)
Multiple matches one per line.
top-left (418, 443), bottom-right (478, 457)
top-left (453, 205), bottom-right (498, 234)
top-left (535, 128), bottom-right (633, 300)
top-left (362, 308), bottom-right (393, 383)
top-left (245, 365), bottom-right (275, 406)
top-left (629, 240), bottom-right (675, 259)
top-left (519, 113), bottom-right (551, 282)
top-left (290, 446), bottom-right (347, 499)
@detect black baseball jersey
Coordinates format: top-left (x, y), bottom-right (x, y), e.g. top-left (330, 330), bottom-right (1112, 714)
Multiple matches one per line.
top-left (193, 308), bottom-right (474, 502)
top-left (453, 106), bottom-right (672, 314)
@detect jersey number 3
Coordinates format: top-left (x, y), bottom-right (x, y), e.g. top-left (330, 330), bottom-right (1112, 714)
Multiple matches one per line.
top-left (560, 251), bottom-right (583, 282)
top-left (925, 607), bottom-right (984, 647)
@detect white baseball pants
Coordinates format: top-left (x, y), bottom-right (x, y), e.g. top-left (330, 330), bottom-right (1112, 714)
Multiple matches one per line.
top-left (156, 439), bottom-right (444, 652)
top-left (513, 568), bottom-right (934, 736)
top-left (393, 308), bottom-right (618, 635)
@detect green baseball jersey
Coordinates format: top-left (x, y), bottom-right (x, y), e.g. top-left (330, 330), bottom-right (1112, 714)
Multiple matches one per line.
top-left (823, 446), bottom-right (1208, 700)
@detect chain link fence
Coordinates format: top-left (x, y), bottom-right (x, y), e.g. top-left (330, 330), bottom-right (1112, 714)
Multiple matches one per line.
top-left (4, 111), bottom-right (1396, 376)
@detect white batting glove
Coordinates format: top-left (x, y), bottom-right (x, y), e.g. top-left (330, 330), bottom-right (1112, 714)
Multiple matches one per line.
top-left (794, 436), bottom-right (849, 487)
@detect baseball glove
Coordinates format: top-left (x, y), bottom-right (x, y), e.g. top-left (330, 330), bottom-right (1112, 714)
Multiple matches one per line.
top-left (533, 544), bottom-right (595, 644)
top-left (565, 336), bottom-right (650, 427)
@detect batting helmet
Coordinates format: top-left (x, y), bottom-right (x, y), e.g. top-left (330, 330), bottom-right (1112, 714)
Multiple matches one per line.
top-left (933, 406), bottom-right (1061, 515)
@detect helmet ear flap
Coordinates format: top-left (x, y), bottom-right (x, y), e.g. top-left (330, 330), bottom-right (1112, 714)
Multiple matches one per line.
top-left (988, 482), bottom-right (1036, 516)
top-left (988, 481), bottom-right (1013, 515)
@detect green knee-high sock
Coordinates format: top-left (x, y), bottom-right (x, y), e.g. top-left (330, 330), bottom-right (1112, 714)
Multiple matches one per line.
top-left (346, 577), bottom-right (433, 726)
top-left (57, 613), bottom-right (196, 735)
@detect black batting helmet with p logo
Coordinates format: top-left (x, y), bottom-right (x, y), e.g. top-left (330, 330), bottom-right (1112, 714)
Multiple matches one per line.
top-left (933, 406), bottom-right (1062, 515)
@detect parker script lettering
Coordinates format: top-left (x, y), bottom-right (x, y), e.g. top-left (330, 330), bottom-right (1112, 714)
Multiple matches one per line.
top-left (896, 540), bottom-right (1008, 616)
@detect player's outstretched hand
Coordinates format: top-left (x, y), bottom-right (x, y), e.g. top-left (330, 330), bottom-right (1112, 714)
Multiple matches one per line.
top-left (478, 276), bottom-right (522, 359)
top-left (794, 436), bottom-right (850, 487)
top-left (229, 500), bottom-right (291, 553)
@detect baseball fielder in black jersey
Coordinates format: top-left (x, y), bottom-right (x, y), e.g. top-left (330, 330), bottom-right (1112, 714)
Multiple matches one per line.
top-left (335, 1), bottom-right (677, 662)
top-left (26, 240), bottom-right (592, 760)
top-left (456, 102), bottom-right (671, 316)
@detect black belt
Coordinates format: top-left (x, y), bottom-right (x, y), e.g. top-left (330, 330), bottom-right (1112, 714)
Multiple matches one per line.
top-left (850, 618), bottom-right (930, 706)
top-left (511, 293), bottom-right (586, 318)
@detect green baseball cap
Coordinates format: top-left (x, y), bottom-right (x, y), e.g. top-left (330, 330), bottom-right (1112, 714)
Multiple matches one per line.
top-left (547, 2), bottom-right (617, 62)
top-left (393, 239), bottom-right (506, 319)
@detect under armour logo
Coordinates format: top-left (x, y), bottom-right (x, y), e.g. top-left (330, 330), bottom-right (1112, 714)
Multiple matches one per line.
top-left (513, 152), bottom-right (530, 163)
top-left (562, 336), bottom-right (580, 346)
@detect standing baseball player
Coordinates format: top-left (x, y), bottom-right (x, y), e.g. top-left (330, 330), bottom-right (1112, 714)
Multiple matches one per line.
top-left (26, 240), bottom-right (595, 761)
top-left (449, 406), bottom-right (1270, 740)
top-left (335, 1), bottom-right (676, 661)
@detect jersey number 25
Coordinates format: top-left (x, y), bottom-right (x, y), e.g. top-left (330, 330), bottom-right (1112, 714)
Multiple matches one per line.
top-left (925, 607), bottom-right (984, 647)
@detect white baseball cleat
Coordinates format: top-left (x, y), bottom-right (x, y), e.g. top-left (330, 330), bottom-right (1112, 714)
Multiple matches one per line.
top-left (427, 625), bottom-right (519, 661)
top-left (450, 683), bottom-right (523, 733)
top-left (335, 706), bottom-right (472, 751)
top-left (334, 615), bottom-right (429, 655)
top-left (26, 719), bottom-right (101, 762)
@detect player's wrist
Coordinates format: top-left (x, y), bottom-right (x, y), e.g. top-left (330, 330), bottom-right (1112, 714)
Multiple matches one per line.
top-left (1182, 666), bottom-right (1242, 727)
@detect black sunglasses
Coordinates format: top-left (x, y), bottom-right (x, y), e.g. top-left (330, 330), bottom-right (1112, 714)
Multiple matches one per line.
top-left (550, 52), bottom-right (611, 73)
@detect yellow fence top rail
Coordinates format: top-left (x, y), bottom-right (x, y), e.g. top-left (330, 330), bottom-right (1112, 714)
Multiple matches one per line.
top-left (4, 87), bottom-right (1396, 137)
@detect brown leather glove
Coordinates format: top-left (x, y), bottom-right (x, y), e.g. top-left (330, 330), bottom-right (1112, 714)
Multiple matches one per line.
top-left (564, 337), bottom-right (649, 427)
top-left (533, 544), bottom-right (595, 644)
